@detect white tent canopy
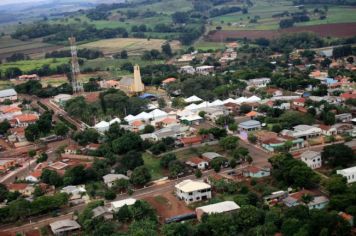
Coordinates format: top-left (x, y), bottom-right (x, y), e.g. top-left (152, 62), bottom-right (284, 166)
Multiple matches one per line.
top-left (94, 121), bottom-right (110, 132)
top-left (184, 95), bottom-right (203, 103)
top-left (246, 95), bottom-right (261, 103)
top-left (109, 118), bottom-right (121, 125)
top-left (123, 109), bottom-right (168, 123)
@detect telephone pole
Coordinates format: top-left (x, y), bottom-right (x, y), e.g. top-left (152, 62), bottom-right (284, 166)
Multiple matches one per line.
top-left (68, 37), bottom-right (83, 93)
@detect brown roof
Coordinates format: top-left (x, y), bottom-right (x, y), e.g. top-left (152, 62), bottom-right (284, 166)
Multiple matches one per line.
top-left (180, 136), bottom-right (202, 145)
top-left (162, 77), bottom-right (176, 84)
top-left (0, 106), bottom-right (21, 114)
top-left (245, 166), bottom-right (262, 174)
top-left (14, 114), bottom-right (39, 123)
top-left (187, 157), bottom-right (207, 165)
top-left (7, 183), bottom-right (29, 191)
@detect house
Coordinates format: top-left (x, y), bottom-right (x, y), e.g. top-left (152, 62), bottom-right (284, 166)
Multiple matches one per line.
top-left (179, 65), bottom-right (195, 74)
top-left (92, 206), bottom-right (113, 220)
top-left (254, 131), bottom-right (278, 144)
top-left (162, 77), bottom-right (176, 87)
top-left (0, 105), bottom-right (22, 121)
top-left (110, 198), bottom-right (137, 212)
top-left (262, 137), bottom-right (305, 152)
top-left (293, 97), bottom-right (306, 107)
top-left (156, 117), bottom-right (179, 128)
top-left (184, 95), bottom-right (203, 104)
top-left (64, 144), bottom-right (79, 155)
top-left (337, 166), bottom-right (356, 183)
top-left (25, 170), bottom-right (42, 183)
top-left (103, 174), bottom-right (129, 188)
top-left (131, 120), bottom-right (145, 132)
top-left (7, 183), bottom-right (35, 196)
top-left (264, 190), bottom-right (289, 206)
top-left (0, 89), bottom-right (17, 102)
top-left (202, 152), bottom-right (222, 162)
top-left (247, 78), bottom-right (271, 88)
top-left (243, 166), bottom-right (270, 178)
top-left (175, 179), bottom-right (211, 204)
top-left (196, 65), bottom-right (214, 75)
top-left (86, 143), bottom-right (100, 151)
top-left (266, 88), bottom-right (283, 97)
top-left (281, 125), bottom-right (322, 139)
top-left (283, 190), bottom-right (329, 210)
top-left (50, 219), bottom-right (81, 236)
top-left (18, 74), bottom-right (39, 80)
top-left (185, 157), bottom-right (209, 170)
top-left (196, 201), bottom-right (240, 221)
top-left (13, 114), bottom-right (39, 127)
top-left (61, 185), bottom-right (88, 202)
top-left (179, 114), bottom-right (203, 125)
top-left (238, 120), bottom-right (261, 132)
top-left (332, 123), bottom-right (353, 134)
top-left (53, 94), bottom-right (72, 105)
top-left (300, 150), bottom-right (322, 169)
top-left (318, 124), bottom-right (337, 136)
top-left (0, 159), bottom-right (17, 172)
top-left (140, 124), bottom-right (189, 142)
top-left (335, 113), bottom-right (352, 123)
top-left (177, 136), bottom-right (203, 147)
top-left (339, 212), bottom-right (354, 227)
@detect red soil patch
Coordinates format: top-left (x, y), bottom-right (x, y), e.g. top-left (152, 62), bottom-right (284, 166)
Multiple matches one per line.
top-left (144, 191), bottom-right (193, 222)
top-left (207, 23), bottom-right (356, 40)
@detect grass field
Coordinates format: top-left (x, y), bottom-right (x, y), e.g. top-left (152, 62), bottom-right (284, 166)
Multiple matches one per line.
top-left (79, 38), bottom-right (181, 56)
top-left (208, 0), bottom-right (356, 31)
top-left (143, 153), bottom-right (164, 180)
top-left (193, 41), bottom-right (226, 51)
top-left (0, 58), bottom-right (70, 73)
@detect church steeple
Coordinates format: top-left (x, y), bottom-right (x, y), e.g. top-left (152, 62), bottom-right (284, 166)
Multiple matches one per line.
top-left (132, 64), bottom-right (145, 93)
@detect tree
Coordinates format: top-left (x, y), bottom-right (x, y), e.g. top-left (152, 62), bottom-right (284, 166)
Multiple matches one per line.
top-left (240, 104), bottom-right (252, 114)
top-left (116, 204), bottom-right (132, 222)
top-left (0, 120), bottom-right (11, 135)
top-left (163, 223), bottom-right (194, 236)
top-left (25, 124), bottom-right (40, 141)
top-left (54, 122), bottom-right (69, 136)
top-left (236, 205), bottom-right (264, 231)
top-left (28, 149), bottom-right (36, 157)
top-left (41, 169), bottom-right (63, 187)
top-left (172, 11), bottom-right (189, 24)
top-left (112, 133), bottom-right (143, 154)
top-left (143, 125), bottom-right (155, 134)
top-left (219, 136), bottom-right (239, 150)
top-left (326, 175), bottom-right (347, 195)
top-left (121, 151), bottom-right (144, 170)
top-left (322, 144), bottom-right (354, 167)
top-left (195, 169), bottom-right (202, 178)
top-left (230, 159), bottom-right (237, 168)
top-left (130, 166), bottom-right (151, 186)
top-left (168, 160), bottom-right (184, 178)
top-left (160, 153), bottom-right (176, 168)
top-left (247, 134), bottom-right (257, 144)
top-left (120, 50), bottom-right (128, 59)
top-left (0, 184), bottom-right (8, 202)
top-left (158, 98), bottom-right (166, 108)
top-left (323, 111), bottom-right (336, 125)
top-left (113, 178), bottom-right (129, 193)
top-left (36, 153), bottom-right (48, 163)
top-left (104, 189), bottom-right (116, 200)
top-left (161, 43), bottom-right (173, 57)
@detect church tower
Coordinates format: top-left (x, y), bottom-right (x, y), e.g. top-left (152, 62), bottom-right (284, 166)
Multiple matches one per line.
top-left (132, 64), bottom-right (145, 93)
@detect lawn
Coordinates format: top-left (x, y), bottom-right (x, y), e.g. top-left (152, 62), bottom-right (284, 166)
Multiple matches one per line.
top-left (174, 144), bottom-right (226, 161)
top-left (0, 58), bottom-right (70, 73)
top-left (143, 153), bottom-right (165, 180)
top-left (193, 40), bottom-right (226, 51)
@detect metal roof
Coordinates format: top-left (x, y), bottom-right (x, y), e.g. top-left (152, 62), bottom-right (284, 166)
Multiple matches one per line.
top-left (0, 89), bottom-right (17, 98)
top-left (196, 201), bottom-right (240, 214)
top-left (175, 179), bottom-right (211, 193)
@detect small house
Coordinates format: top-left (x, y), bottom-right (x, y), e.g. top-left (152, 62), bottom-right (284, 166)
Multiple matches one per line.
top-left (243, 166), bottom-right (270, 178)
top-left (175, 179), bottom-right (211, 204)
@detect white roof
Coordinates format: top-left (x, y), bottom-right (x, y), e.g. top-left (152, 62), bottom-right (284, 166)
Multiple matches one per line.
top-left (50, 219), bottom-right (81, 233)
top-left (235, 97), bottom-right (248, 104)
top-left (180, 114), bottom-right (203, 122)
top-left (175, 179), bottom-right (211, 193)
top-left (95, 121), bottom-right (110, 128)
top-left (196, 201), bottom-right (240, 214)
top-left (246, 95), bottom-right (261, 103)
top-left (185, 103), bottom-right (198, 110)
top-left (196, 101), bottom-right (211, 108)
top-left (136, 111), bottom-right (151, 120)
top-left (0, 88), bottom-right (17, 98)
top-left (103, 174), bottom-right (128, 183)
top-left (109, 117), bottom-right (121, 125)
top-left (124, 114), bottom-right (135, 122)
top-left (111, 198), bottom-right (136, 210)
top-left (301, 150), bottom-right (320, 160)
top-left (149, 109), bottom-right (168, 118)
top-left (210, 99), bottom-right (224, 106)
top-left (185, 95), bottom-right (203, 103)
top-left (337, 166), bottom-right (356, 174)
top-left (223, 98), bottom-right (238, 104)
top-left (61, 185), bottom-right (86, 194)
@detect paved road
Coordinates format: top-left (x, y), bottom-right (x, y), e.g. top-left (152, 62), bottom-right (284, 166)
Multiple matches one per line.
top-left (0, 165), bottom-right (248, 233)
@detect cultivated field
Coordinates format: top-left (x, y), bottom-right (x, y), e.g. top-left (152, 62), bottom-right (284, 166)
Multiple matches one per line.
top-left (79, 38), bottom-right (181, 56)
top-left (0, 58), bottom-right (70, 73)
top-left (207, 23), bottom-right (356, 40)
top-left (0, 36), bottom-right (62, 60)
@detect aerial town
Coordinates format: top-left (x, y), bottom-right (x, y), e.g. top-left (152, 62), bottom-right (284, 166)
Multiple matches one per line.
top-left (0, 0), bottom-right (355, 235)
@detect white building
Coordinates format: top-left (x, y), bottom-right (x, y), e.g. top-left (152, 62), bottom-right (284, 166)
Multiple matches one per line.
top-left (195, 201), bottom-right (240, 221)
top-left (337, 166), bottom-right (356, 184)
top-left (61, 185), bottom-right (87, 201)
top-left (0, 89), bottom-right (17, 102)
top-left (94, 121), bottom-right (110, 133)
top-left (53, 94), bottom-right (72, 105)
top-left (103, 174), bottom-right (129, 188)
top-left (50, 219), bottom-right (81, 236)
top-left (179, 65), bottom-right (195, 74)
top-left (247, 78), bottom-right (271, 88)
top-left (110, 198), bottom-right (136, 212)
top-left (196, 65), bottom-right (214, 75)
top-left (175, 179), bottom-right (211, 204)
top-left (281, 125), bottom-right (322, 139)
top-left (300, 150), bottom-right (322, 169)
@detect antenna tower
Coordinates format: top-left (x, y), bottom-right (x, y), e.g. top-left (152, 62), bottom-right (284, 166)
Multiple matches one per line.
top-left (69, 37), bottom-right (83, 93)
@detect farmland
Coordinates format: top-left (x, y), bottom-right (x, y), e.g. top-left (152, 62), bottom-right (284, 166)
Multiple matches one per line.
top-left (79, 38), bottom-right (181, 56)
top-left (207, 22), bottom-right (356, 41)
top-left (0, 58), bottom-right (70, 73)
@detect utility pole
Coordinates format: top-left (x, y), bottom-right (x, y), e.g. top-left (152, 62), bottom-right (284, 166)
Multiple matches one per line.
top-left (68, 37), bottom-right (83, 93)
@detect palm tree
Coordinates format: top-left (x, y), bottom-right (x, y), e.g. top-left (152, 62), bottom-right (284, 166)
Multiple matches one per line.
top-left (301, 194), bottom-right (314, 205)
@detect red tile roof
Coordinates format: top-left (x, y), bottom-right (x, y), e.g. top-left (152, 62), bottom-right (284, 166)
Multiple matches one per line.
top-left (187, 157), bottom-right (207, 165)
top-left (132, 120), bottom-right (143, 127)
top-left (180, 136), bottom-right (202, 145)
top-left (162, 77), bottom-right (176, 84)
top-left (0, 106), bottom-right (21, 114)
top-left (14, 114), bottom-right (39, 123)
top-left (294, 98), bottom-right (306, 103)
top-left (7, 183), bottom-right (29, 191)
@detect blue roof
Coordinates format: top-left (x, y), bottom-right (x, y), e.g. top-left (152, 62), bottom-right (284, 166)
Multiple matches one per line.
top-left (139, 93), bottom-right (158, 99)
